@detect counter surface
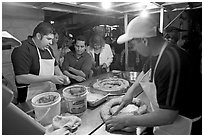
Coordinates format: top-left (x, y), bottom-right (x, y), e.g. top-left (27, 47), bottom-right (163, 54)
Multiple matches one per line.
top-left (17, 71), bottom-right (150, 135)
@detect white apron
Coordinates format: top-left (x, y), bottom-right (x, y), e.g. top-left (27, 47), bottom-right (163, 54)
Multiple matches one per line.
top-left (27, 42), bottom-right (56, 101)
top-left (139, 42), bottom-right (195, 135)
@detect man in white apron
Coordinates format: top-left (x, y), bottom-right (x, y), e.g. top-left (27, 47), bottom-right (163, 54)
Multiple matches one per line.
top-left (105, 16), bottom-right (201, 134)
top-left (11, 22), bottom-right (70, 103)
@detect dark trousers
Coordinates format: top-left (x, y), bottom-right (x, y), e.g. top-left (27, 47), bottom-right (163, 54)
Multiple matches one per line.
top-left (140, 127), bottom-right (153, 135)
top-left (17, 86), bottom-right (28, 103)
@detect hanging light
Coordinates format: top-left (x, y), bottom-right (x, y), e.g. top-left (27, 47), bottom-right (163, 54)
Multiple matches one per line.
top-left (101, 2), bottom-right (111, 9)
top-left (50, 21), bottom-right (55, 24)
top-left (140, 9), bottom-right (149, 17)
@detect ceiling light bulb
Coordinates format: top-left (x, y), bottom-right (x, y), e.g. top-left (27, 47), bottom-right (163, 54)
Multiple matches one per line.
top-left (50, 21), bottom-right (54, 24)
top-left (102, 2), bottom-right (111, 9)
top-left (140, 10), bottom-right (149, 17)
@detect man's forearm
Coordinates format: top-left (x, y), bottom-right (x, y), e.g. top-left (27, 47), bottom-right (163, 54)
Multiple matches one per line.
top-left (126, 109), bottom-right (178, 127)
top-left (63, 70), bottom-right (77, 80)
top-left (69, 67), bottom-right (86, 78)
top-left (16, 74), bottom-right (52, 84)
top-left (54, 65), bottom-right (64, 76)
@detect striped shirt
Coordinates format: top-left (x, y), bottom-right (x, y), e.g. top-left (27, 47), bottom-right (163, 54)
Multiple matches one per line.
top-left (143, 44), bottom-right (201, 118)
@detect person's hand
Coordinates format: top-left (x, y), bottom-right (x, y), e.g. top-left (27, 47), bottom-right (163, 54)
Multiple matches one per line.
top-left (68, 66), bottom-right (75, 72)
top-left (94, 65), bottom-right (100, 70)
top-left (116, 88), bottom-right (134, 114)
top-left (61, 75), bottom-right (70, 85)
top-left (101, 63), bottom-right (107, 69)
top-left (50, 75), bottom-right (65, 84)
top-left (177, 39), bottom-right (185, 47)
top-left (74, 75), bottom-right (86, 82)
top-left (105, 113), bottom-right (133, 132)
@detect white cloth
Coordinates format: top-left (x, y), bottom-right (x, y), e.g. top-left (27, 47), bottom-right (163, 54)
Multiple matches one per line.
top-left (27, 43), bottom-right (56, 101)
top-left (139, 42), bottom-right (193, 135)
top-left (87, 44), bottom-right (113, 72)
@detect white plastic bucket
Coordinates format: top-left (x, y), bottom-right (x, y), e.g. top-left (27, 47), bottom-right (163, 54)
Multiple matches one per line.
top-left (62, 85), bottom-right (88, 116)
top-left (31, 92), bottom-right (61, 126)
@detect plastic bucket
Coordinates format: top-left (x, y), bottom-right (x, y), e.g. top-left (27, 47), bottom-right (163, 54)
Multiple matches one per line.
top-left (62, 85), bottom-right (88, 116)
top-left (31, 92), bottom-right (61, 126)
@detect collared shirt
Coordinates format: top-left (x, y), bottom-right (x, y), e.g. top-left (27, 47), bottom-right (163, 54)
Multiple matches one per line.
top-left (11, 36), bottom-right (57, 86)
top-left (61, 51), bottom-right (92, 78)
top-left (86, 43), bottom-right (113, 71)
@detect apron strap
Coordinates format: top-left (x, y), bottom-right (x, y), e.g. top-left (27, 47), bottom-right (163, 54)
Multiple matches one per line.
top-left (153, 41), bottom-right (168, 81)
top-left (192, 116), bottom-right (202, 123)
top-left (46, 48), bottom-right (55, 59)
top-left (32, 38), bottom-right (54, 60)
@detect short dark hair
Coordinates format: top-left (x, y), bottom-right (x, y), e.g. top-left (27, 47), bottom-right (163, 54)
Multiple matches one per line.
top-left (76, 35), bottom-right (86, 42)
top-left (32, 22), bottom-right (54, 37)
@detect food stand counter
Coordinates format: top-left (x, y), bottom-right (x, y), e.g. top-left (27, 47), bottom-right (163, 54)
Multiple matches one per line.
top-left (17, 71), bottom-right (150, 135)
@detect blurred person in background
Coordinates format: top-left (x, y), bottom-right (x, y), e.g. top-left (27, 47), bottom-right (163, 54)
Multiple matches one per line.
top-left (164, 26), bottom-right (187, 49)
top-left (87, 34), bottom-right (113, 76)
top-left (50, 31), bottom-right (61, 64)
top-left (62, 35), bottom-right (92, 85)
top-left (58, 33), bottom-right (75, 67)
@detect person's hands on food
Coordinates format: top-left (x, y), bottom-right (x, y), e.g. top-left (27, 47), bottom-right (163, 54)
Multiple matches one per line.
top-left (105, 113), bottom-right (133, 132)
top-left (74, 75), bottom-right (86, 82)
top-left (116, 88), bottom-right (134, 114)
top-left (101, 63), bottom-right (107, 69)
top-left (50, 75), bottom-right (65, 84)
top-left (61, 75), bottom-right (70, 85)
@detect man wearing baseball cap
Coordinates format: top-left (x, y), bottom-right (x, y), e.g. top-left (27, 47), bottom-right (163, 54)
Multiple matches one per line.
top-left (105, 16), bottom-right (201, 134)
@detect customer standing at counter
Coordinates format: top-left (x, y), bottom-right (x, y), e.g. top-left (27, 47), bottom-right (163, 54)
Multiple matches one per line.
top-left (62, 35), bottom-right (92, 84)
top-left (58, 33), bottom-right (75, 67)
top-left (50, 31), bottom-right (61, 64)
top-left (87, 34), bottom-right (113, 76)
top-left (105, 16), bottom-right (201, 134)
top-left (11, 22), bottom-right (70, 103)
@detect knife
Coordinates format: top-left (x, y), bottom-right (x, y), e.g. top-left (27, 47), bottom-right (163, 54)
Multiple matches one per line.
top-left (88, 108), bottom-right (122, 135)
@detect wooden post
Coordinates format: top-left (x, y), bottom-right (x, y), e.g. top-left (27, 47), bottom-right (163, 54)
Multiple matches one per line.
top-left (160, 7), bottom-right (164, 33)
top-left (124, 14), bottom-right (128, 71)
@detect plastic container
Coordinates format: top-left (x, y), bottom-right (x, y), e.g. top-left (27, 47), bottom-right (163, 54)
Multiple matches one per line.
top-left (31, 92), bottom-right (61, 126)
top-left (87, 91), bottom-right (108, 107)
top-left (62, 85), bottom-right (88, 116)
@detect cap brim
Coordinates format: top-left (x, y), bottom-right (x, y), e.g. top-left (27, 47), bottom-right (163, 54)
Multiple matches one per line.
top-left (2, 31), bottom-right (21, 47)
top-left (117, 34), bottom-right (132, 44)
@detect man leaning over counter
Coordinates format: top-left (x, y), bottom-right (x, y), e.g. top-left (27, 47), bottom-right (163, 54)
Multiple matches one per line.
top-left (11, 22), bottom-right (70, 103)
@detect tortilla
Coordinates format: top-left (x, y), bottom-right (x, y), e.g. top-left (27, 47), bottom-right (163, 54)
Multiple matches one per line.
top-left (52, 115), bottom-right (82, 132)
top-left (100, 97), bottom-right (148, 133)
top-left (93, 78), bottom-right (129, 92)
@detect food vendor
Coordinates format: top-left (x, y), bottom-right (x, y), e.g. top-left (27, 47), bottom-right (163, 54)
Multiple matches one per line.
top-left (105, 16), bottom-right (201, 134)
top-left (11, 22), bottom-right (70, 103)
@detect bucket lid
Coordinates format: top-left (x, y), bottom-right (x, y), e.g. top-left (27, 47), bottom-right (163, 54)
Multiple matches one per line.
top-left (32, 92), bottom-right (61, 107)
top-left (63, 85), bottom-right (87, 97)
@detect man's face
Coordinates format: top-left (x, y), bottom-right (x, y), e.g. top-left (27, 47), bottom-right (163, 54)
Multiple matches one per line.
top-left (64, 37), bottom-right (73, 47)
top-left (75, 40), bottom-right (86, 55)
top-left (128, 38), bottom-right (150, 57)
top-left (39, 33), bottom-right (54, 49)
top-left (164, 31), bottom-right (179, 44)
top-left (53, 33), bottom-right (59, 43)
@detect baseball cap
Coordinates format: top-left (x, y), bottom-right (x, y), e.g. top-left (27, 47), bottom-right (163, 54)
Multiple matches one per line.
top-left (2, 31), bottom-right (22, 47)
top-left (117, 16), bottom-right (158, 44)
